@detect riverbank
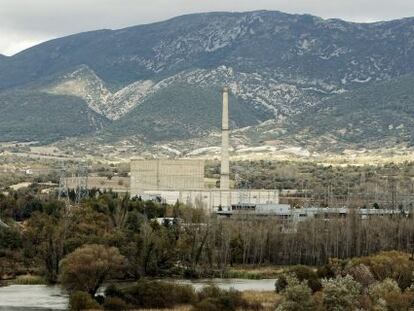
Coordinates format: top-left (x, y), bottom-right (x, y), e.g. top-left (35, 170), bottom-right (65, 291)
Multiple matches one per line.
top-left (220, 266), bottom-right (289, 279)
top-left (0, 278), bottom-right (279, 310)
top-left (3, 264), bottom-right (288, 286)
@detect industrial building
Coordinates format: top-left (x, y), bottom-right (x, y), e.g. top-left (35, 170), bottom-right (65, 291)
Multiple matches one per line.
top-left (130, 159), bottom-right (204, 192)
top-left (217, 203), bottom-right (408, 222)
top-left (139, 189), bottom-right (279, 211)
top-left (129, 87), bottom-right (280, 211)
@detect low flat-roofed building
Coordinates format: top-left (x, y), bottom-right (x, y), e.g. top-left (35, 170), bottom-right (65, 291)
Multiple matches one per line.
top-left (140, 189), bottom-right (279, 212)
top-left (217, 204), bottom-right (407, 222)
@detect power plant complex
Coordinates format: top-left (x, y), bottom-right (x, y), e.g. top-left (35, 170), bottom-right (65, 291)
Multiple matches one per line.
top-left (129, 87), bottom-right (279, 211)
top-left (59, 87), bottom-right (410, 220)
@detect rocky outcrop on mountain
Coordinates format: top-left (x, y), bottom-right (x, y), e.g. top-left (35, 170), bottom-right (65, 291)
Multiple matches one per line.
top-left (0, 10), bottom-right (414, 147)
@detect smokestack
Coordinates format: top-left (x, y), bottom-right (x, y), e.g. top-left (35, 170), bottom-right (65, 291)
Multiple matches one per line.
top-left (220, 87), bottom-right (230, 190)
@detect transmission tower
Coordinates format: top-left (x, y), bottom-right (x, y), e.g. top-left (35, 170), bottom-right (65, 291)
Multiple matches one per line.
top-left (384, 168), bottom-right (399, 210)
top-left (74, 162), bottom-right (89, 204)
top-left (58, 161), bottom-right (69, 201)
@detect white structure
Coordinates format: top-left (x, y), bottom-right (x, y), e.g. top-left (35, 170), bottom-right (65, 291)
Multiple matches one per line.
top-left (142, 189), bottom-right (279, 212)
top-left (129, 87), bottom-right (280, 212)
top-left (130, 159), bottom-right (204, 193)
top-left (217, 204), bottom-right (407, 222)
top-left (220, 87), bottom-right (230, 190)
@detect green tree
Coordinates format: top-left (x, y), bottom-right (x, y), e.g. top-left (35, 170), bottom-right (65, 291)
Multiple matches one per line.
top-left (369, 278), bottom-right (413, 311)
top-left (60, 244), bottom-right (124, 295)
top-left (322, 275), bottom-right (361, 311)
top-left (276, 274), bottom-right (315, 311)
top-left (23, 212), bottom-right (65, 283)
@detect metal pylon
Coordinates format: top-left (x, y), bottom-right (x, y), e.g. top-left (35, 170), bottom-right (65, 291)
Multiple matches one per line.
top-left (74, 162), bottom-right (88, 204)
top-left (58, 161), bottom-right (69, 201)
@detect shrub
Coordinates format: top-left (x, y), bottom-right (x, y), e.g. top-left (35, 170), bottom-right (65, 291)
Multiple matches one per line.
top-left (0, 227), bottom-right (21, 249)
top-left (193, 286), bottom-right (248, 311)
top-left (321, 275), bottom-right (361, 311)
top-left (328, 258), bottom-right (348, 276)
top-left (276, 275), bottom-right (314, 311)
top-left (173, 282), bottom-right (198, 304)
top-left (192, 298), bottom-right (219, 311)
top-left (115, 280), bottom-right (196, 308)
top-left (276, 266), bottom-right (322, 293)
top-left (184, 268), bottom-right (200, 279)
top-left (275, 274), bottom-right (288, 293)
top-left (103, 297), bottom-right (131, 310)
top-left (104, 284), bottom-right (125, 300)
top-left (348, 251), bottom-right (414, 289)
top-left (69, 291), bottom-right (102, 311)
top-left (95, 295), bottom-right (105, 305)
top-left (317, 265), bottom-right (335, 279)
top-left (345, 264), bottom-right (376, 287)
top-left (369, 278), bottom-right (401, 301)
top-left (382, 291), bottom-right (412, 311)
top-left (198, 285), bottom-right (223, 301)
top-left (369, 278), bottom-right (413, 311)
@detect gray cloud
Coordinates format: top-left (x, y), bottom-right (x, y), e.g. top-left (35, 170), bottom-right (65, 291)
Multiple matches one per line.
top-left (1, 0), bottom-right (414, 55)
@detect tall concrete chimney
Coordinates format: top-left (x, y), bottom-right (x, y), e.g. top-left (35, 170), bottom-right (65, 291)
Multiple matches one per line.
top-left (220, 87), bottom-right (230, 190)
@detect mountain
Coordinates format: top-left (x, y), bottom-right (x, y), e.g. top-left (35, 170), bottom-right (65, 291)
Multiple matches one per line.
top-left (281, 74), bottom-right (414, 150)
top-left (105, 81), bottom-right (266, 141)
top-left (1, 10), bottom-right (414, 148)
top-left (3, 11), bottom-right (414, 90)
top-left (0, 91), bottom-right (108, 142)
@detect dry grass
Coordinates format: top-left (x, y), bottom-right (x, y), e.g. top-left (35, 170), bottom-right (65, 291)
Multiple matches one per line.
top-left (242, 290), bottom-right (281, 310)
top-left (227, 265), bottom-right (286, 278)
top-left (132, 307), bottom-right (192, 311)
top-left (13, 274), bottom-right (45, 285)
top-left (129, 291), bottom-right (280, 310)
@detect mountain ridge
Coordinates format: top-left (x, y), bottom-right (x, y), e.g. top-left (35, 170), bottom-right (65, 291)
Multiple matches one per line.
top-left (3, 10), bottom-right (414, 90)
top-left (1, 10), bottom-right (414, 149)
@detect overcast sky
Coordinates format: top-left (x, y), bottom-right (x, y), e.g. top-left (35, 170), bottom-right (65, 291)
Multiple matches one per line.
top-left (1, 0), bottom-right (414, 56)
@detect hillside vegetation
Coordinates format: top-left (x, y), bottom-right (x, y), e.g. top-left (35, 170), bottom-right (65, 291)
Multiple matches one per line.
top-left (283, 74), bottom-right (414, 150)
top-left (0, 91), bottom-right (108, 143)
top-left (105, 83), bottom-right (265, 141)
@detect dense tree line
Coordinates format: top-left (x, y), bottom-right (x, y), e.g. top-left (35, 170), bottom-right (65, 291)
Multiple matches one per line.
top-left (3, 186), bottom-right (414, 310)
top-left (2, 187), bottom-right (414, 283)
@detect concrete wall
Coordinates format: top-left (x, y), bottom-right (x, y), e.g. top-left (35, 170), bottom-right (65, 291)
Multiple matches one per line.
top-left (140, 189), bottom-right (279, 212)
top-left (130, 159), bottom-right (205, 194)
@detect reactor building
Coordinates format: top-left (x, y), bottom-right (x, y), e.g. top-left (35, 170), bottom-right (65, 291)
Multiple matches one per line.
top-left (130, 159), bottom-right (205, 192)
top-left (130, 87), bottom-right (279, 212)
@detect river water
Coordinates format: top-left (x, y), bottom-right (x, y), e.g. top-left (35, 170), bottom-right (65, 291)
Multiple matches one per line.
top-left (0, 285), bottom-right (68, 310)
top-left (0, 278), bottom-right (276, 310)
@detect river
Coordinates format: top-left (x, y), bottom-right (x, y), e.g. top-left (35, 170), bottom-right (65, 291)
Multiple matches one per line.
top-left (0, 285), bottom-right (68, 310)
top-left (0, 278), bottom-right (277, 310)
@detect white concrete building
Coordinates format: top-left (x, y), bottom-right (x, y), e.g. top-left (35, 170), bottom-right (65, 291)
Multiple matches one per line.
top-left (140, 189), bottom-right (279, 212)
top-left (129, 87), bottom-right (280, 212)
top-left (130, 159), bottom-right (205, 193)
